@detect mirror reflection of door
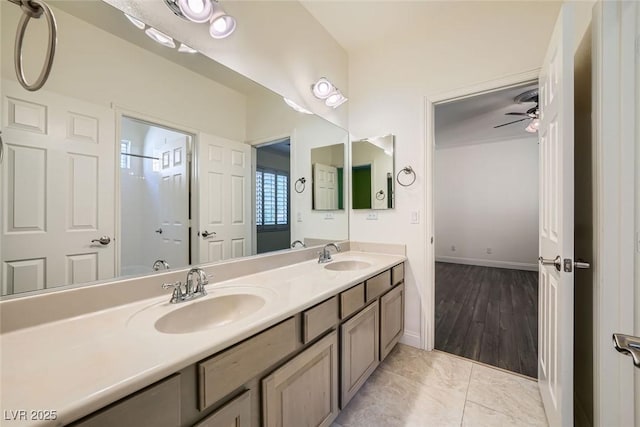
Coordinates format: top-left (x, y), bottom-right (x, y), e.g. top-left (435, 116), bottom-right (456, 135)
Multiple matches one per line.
top-left (352, 165), bottom-right (372, 209)
top-left (313, 163), bottom-right (339, 210)
top-left (255, 139), bottom-right (291, 254)
top-left (119, 117), bottom-right (191, 275)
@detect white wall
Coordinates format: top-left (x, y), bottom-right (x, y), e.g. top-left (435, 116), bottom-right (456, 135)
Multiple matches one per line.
top-left (105, 0), bottom-right (349, 128)
top-left (346, 1), bottom-right (593, 347)
top-left (435, 137), bottom-right (539, 270)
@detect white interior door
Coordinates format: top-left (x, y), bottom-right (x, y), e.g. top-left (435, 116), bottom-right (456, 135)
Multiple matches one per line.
top-left (197, 133), bottom-right (251, 263)
top-left (1, 81), bottom-right (115, 295)
top-left (537, 4), bottom-right (574, 426)
top-left (158, 135), bottom-right (190, 269)
top-left (313, 162), bottom-right (338, 210)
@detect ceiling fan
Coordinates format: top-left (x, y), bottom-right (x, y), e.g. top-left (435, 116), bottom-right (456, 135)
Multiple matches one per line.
top-left (494, 89), bottom-right (540, 133)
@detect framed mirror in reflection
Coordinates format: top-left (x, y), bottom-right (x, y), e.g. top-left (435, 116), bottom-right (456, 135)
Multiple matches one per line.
top-left (351, 135), bottom-right (395, 210)
top-left (0, 0), bottom-right (348, 297)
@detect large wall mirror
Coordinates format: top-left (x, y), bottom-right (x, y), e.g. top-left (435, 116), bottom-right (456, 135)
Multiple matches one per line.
top-left (351, 135), bottom-right (395, 210)
top-left (0, 0), bottom-right (348, 297)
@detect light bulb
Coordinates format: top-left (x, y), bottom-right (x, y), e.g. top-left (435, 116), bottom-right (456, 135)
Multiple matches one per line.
top-left (178, 0), bottom-right (213, 23)
top-left (311, 78), bottom-right (334, 99)
top-left (212, 17), bottom-right (227, 33)
top-left (209, 14), bottom-right (236, 38)
top-left (325, 91), bottom-right (348, 108)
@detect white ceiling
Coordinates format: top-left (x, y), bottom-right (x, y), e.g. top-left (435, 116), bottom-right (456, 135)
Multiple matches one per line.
top-left (434, 82), bottom-right (539, 148)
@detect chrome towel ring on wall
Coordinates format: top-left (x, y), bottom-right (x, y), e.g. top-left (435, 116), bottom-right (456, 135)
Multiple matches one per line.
top-left (8, 0), bottom-right (57, 91)
top-left (396, 166), bottom-right (416, 187)
top-left (294, 177), bottom-right (306, 193)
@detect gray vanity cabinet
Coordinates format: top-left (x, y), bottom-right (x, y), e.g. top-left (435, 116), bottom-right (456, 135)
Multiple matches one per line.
top-left (262, 330), bottom-right (339, 427)
top-left (340, 300), bottom-right (380, 408)
top-left (380, 282), bottom-right (405, 360)
top-left (194, 390), bottom-right (252, 427)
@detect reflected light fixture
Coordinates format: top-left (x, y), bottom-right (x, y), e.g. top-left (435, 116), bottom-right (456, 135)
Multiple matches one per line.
top-left (165, 0), bottom-right (237, 39)
top-left (145, 27), bottom-right (176, 48)
top-left (124, 13), bottom-right (146, 30)
top-left (178, 43), bottom-right (198, 53)
top-left (283, 98), bottom-right (313, 115)
top-left (525, 118), bottom-right (540, 133)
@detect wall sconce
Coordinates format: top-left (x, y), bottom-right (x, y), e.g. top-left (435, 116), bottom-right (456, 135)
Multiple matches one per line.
top-left (164, 0), bottom-right (237, 39)
top-left (311, 77), bottom-right (348, 109)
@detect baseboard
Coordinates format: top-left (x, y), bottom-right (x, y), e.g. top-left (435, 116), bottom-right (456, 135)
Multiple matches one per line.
top-left (435, 256), bottom-right (538, 271)
top-left (399, 330), bottom-right (421, 348)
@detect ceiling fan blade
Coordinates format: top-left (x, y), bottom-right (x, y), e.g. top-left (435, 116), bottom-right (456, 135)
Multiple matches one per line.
top-left (505, 112), bottom-right (530, 116)
top-left (493, 118), bottom-right (527, 128)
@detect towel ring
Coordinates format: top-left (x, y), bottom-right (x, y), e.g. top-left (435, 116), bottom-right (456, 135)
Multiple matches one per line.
top-left (375, 190), bottom-right (385, 200)
top-left (396, 166), bottom-right (416, 187)
top-left (11, 0), bottom-right (57, 91)
top-left (294, 177), bottom-right (306, 193)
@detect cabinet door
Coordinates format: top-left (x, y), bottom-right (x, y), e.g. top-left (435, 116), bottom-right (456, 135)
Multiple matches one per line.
top-left (380, 283), bottom-right (404, 360)
top-left (195, 390), bottom-right (252, 427)
top-left (340, 301), bottom-right (379, 408)
top-left (262, 331), bottom-right (339, 427)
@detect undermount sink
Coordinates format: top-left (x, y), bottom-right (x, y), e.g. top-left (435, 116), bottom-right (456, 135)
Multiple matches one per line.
top-left (324, 260), bottom-right (372, 271)
top-left (154, 292), bottom-right (266, 334)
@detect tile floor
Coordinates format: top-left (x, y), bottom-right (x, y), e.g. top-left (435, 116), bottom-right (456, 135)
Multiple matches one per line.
top-left (333, 344), bottom-right (548, 427)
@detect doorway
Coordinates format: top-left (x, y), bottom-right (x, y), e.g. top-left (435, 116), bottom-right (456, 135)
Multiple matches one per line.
top-left (255, 139), bottom-right (291, 254)
top-left (432, 82), bottom-right (540, 377)
top-left (119, 116), bottom-right (192, 275)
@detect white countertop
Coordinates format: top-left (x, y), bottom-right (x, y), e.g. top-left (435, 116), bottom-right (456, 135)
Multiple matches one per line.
top-left (0, 251), bottom-right (404, 427)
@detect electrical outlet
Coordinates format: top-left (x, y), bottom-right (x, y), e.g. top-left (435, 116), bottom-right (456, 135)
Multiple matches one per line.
top-left (486, 247), bottom-right (492, 254)
top-left (451, 245), bottom-right (456, 252)
top-left (325, 212), bottom-right (334, 220)
top-left (297, 212), bottom-right (303, 222)
top-left (366, 212), bottom-right (378, 220)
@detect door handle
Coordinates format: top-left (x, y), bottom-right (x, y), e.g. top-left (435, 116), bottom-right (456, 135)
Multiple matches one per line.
top-left (91, 236), bottom-right (111, 246)
top-left (613, 333), bottom-right (640, 368)
top-left (538, 255), bottom-right (561, 272)
top-left (200, 230), bottom-right (216, 239)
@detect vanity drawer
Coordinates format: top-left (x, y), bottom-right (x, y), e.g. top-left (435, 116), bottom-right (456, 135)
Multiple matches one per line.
top-left (198, 317), bottom-right (297, 410)
top-left (340, 283), bottom-right (365, 319)
top-left (392, 263), bottom-right (404, 286)
top-left (302, 296), bottom-right (339, 343)
top-left (365, 270), bottom-right (391, 302)
top-left (73, 375), bottom-right (181, 427)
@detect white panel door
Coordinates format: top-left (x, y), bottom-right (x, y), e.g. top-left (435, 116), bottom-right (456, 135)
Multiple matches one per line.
top-left (1, 82), bottom-right (115, 295)
top-left (537, 4), bottom-right (574, 426)
top-left (157, 135), bottom-right (189, 269)
top-left (197, 133), bottom-right (251, 263)
top-left (313, 163), bottom-right (338, 210)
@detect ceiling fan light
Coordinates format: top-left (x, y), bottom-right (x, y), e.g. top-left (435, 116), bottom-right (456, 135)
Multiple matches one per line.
top-left (311, 78), bottom-right (334, 99)
top-left (178, 0), bottom-right (214, 23)
top-left (209, 4), bottom-right (236, 38)
top-left (144, 27), bottom-right (176, 48)
top-left (124, 13), bottom-right (146, 30)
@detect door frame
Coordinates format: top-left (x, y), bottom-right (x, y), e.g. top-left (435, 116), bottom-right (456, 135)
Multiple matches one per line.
top-left (113, 106), bottom-right (197, 274)
top-left (591, 1), bottom-right (637, 425)
top-left (422, 68), bottom-right (540, 351)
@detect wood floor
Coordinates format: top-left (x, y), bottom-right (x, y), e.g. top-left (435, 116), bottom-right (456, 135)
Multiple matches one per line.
top-left (435, 262), bottom-right (538, 378)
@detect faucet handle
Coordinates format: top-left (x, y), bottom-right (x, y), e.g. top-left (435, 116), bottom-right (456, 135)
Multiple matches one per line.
top-left (162, 281), bottom-right (184, 304)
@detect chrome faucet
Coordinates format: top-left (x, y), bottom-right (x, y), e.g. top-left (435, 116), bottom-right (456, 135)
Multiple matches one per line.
top-left (318, 243), bottom-right (340, 263)
top-left (152, 259), bottom-right (170, 271)
top-left (291, 240), bottom-right (306, 248)
top-left (162, 268), bottom-right (209, 304)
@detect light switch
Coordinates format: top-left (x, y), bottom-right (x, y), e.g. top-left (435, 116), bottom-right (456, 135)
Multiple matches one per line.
top-left (410, 210), bottom-right (419, 224)
top-left (366, 212), bottom-right (378, 220)
top-left (325, 212), bottom-right (334, 220)
top-left (297, 212), bottom-right (302, 222)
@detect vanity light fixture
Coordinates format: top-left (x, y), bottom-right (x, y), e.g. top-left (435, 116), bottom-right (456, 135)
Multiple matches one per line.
top-left (177, 0), bottom-right (214, 23)
top-left (145, 27), bottom-right (176, 48)
top-left (178, 43), bottom-right (198, 53)
top-left (124, 13), bottom-right (146, 30)
top-left (283, 97), bottom-right (313, 115)
top-left (209, 3), bottom-right (237, 39)
top-left (311, 77), bottom-right (348, 109)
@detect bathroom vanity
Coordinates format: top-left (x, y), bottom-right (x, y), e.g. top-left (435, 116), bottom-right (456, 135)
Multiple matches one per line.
top-left (0, 244), bottom-right (405, 427)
